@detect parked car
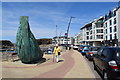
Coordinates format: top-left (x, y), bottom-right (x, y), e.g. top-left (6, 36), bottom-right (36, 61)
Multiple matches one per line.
top-left (78, 45), bottom-right (84, 52)
top-left (81, 46), bottom-right (89, 56)
top-left (78, 45), bottom-right (90, 52)
top-left (93, 47), bottom-right (120, 80)
top-left (86, 46), bottom-right (101, 61)
top-left (47, 48), bottom-right (53, 54)
top-left (73, 45), bottom-right (79, 50)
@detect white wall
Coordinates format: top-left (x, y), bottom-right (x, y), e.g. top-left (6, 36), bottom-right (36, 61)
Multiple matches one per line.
top-left (117, 8), bottom-right (120, 44)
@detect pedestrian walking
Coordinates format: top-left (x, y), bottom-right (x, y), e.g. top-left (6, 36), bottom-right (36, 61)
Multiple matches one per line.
top-left (53, 44), bottom-right (61, 63)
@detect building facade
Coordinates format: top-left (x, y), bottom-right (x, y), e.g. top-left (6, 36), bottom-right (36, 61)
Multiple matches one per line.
top-left (80, 7), bottom-right (120, 47)
top-left (80, 17), bottom-right (104, 46)
top-left (74, 33), bottom-right (81, 45)
top-left (52, 36), bottom-right (74, 46)
top-left (104, 7), bottom-right (120, 46)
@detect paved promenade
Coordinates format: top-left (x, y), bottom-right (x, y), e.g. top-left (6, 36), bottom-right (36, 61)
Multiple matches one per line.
top-left (2, 50), bottom-right (95, 78)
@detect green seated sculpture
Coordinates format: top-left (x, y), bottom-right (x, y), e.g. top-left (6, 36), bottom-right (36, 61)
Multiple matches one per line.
top-left (16, 16), bottom-right (43, 64)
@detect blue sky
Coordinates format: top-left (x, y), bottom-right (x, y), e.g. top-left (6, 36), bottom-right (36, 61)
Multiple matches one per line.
top-left (2, 2), bottom-right (118, 43)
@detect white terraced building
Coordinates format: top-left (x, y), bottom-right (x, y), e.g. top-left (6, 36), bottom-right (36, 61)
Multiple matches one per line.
top-left (52, 36), bottom-right (74, 46)
top-left (80, 17), bottom-right (104, 46)
top-left (104, 6), bottom-right (120, 46)
top-left (74, 33), bottom-right (81, 45)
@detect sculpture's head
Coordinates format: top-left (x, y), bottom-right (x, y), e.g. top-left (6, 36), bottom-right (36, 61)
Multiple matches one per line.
top-left (20, 16), bottom-right (28, 23)
top-left (20, 16), bottom-right (29, 30)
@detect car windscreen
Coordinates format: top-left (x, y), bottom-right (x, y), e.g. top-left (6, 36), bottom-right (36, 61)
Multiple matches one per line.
top-left (90, 47), bottom-right (100, 51)
top-left (80, 46), bottom-right (84, 48)
top-left (76, 45), bottom-right (80, 47)
top-left (48, 50), bottom-right (52, 51)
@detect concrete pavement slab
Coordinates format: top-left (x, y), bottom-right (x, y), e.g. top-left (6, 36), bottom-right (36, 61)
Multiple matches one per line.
top-left (2, 50), bottom-right (95, 78)
top-left (2, 54), bottom-right (64, 78)
top-left (64, 50), bottom-right (95, 78)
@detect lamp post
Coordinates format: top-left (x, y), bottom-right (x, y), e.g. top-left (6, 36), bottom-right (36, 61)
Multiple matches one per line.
top-left (55, 25), bottom-right (58, 44)
top-left (56, 25), bottom-right (57, 37)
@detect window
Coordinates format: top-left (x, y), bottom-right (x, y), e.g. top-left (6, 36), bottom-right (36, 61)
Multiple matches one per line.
top-left (97, 48), bottom-right (103, 56)
top-left (90, 36), bottom-right (92, 39)
top-left (102, 48), bottom-right (112, 58)
top-left (105, 23), bottom-right (107, 27)
top-left (114, 26), bottom-right (117, 32)
top-left (67, 40), bottom-right (70, 41)
top-left (87, 27), bottom-right (89, 30)
top-left (97, 29), bottom-right (103, 33)
top-left (110, 34), bottom-right (112, 40)
top-left (114, 34), bottom-right (117, 39)
top-left (105, 15), bottom-right (108, 21)
top-left (106, 36), bottom-right (107, 40)
top-left (106, 29), bottom-right (107, 34)
top-left (101, 35), bottom-right (103, 39)
top-left (109, 20), bottom-right (112, 26)
top-left (114, 18), bottom-right (116, 24)
top-left (90, 31), bottom-right (92, 34)
top-left (110, 27), bottom-right (112, 33)
top-left (96, 23), bottom-right (103, 28)
top-left (109, 11), bottom-right (112, 18)
top-left (102, 49), bottom-right (108, 57)
top-left (100, 24), bottom-right (103, 27)
top-left (87, 36), bottom-right (89, 40)
top-left (86, 32), bottom-right (89, 35)
top-left (114, 11), bottom-right (116, 16)
top-left (90, 26), bottom-right (92, 30)
top-left (87, 26), bottom-right (92, 30)
top-left (90, 47), bottom-right (100, 51)
top-left (97, 35), bottom-right (103, 39)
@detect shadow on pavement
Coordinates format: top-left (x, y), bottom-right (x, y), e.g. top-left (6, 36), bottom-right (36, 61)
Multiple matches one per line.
top-left (12, 59), bottom-right (20, 62)
top-left (36, 58), bottom-right (47, 65)
top-left (58, 60), bottom-right (64, 63)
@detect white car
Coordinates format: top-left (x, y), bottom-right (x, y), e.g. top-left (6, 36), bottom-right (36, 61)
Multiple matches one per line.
top-left (73, 45), bottom-right (79, 50)
top-left (47, 48), bottom-right (53, 54)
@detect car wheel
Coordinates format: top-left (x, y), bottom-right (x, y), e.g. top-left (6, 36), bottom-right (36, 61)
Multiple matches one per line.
top-left (103, 71), bottom-right (109, 80)
top-left (88, 58), bottom-right (91, 61)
